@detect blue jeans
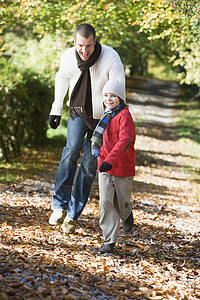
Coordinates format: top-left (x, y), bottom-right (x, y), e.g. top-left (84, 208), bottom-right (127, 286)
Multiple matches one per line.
top-left (52, 115), bottom-right (98, 220)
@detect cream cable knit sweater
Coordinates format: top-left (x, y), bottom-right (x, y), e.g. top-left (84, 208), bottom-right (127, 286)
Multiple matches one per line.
top-left (50, 45), bottom-right (125, 120)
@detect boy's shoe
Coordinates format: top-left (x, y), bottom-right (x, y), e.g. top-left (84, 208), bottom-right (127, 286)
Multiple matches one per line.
top-left (49, 210), bottom-right (67, 225)
top-left (61, 216), bottom-right (76, 234)
top-left (100, 243), bottom-right (115, 253)
top-left (122, 211), bottom-right (134, 233)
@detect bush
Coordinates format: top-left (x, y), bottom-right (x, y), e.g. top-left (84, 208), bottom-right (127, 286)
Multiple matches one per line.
top-left (0, 32), bottom-right (67, 161)
top-left (0, 57), bottom-right (53, 160)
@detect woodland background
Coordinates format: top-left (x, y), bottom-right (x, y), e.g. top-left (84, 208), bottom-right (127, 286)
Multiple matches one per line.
top-left (0, 0), bottom-right (200, 161)
top-left (0, 1), bottom-right (200, 299)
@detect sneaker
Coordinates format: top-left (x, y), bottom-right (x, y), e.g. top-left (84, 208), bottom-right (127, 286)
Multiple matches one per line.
top-left (61, 216), bottom-right (76, 234)
top-left (122, 211), bottom-right (134, 233)
top-left (100, 243), bottom-right (115, 253)
top-left (49, 210), bottom-right (67, 225)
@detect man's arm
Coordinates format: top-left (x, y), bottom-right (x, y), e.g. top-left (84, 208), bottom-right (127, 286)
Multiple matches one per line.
top-left (49, 51), bottom-right (71, 118)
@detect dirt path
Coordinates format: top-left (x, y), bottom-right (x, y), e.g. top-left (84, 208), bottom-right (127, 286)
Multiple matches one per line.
top-left (0, 77), bottom-right (200, 300)
top-left (127, 77), bottom-right (200, 234)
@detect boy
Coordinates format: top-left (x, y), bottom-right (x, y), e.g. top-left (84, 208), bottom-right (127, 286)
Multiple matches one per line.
top-left (91, 80), bottom-right (136, 253)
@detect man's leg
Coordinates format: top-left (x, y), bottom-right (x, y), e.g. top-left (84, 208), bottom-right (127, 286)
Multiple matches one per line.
top-left (67, 127), bottom-right (98, 220)
top-left (50, 116), bottom-right (88, 213)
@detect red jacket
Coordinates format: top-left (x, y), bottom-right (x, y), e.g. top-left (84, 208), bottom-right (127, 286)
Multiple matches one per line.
top-left (98, 107), bottom-right (136, 177)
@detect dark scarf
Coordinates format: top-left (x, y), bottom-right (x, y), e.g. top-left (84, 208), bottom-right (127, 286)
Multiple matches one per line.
top-left (91, 103), bottom-right (127, 156)
top-left (69, 41), bottom-right (102, 130)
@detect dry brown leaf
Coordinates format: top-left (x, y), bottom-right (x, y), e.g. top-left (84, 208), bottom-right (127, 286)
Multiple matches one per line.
top-left (0, 78), bottom-right (200, 300)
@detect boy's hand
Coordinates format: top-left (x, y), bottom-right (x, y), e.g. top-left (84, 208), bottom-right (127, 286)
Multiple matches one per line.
top-left (99, 162), bottom-right (112, 172)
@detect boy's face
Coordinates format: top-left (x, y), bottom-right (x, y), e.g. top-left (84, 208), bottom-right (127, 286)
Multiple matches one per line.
top-left (74, 33), bottom-right (96, 61)
top-left (103, 93), bottom-right (120, 110)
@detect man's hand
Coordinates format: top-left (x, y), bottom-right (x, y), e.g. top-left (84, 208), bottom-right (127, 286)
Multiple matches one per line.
top-left (49, 115), bottom-right (61, 129)
top-left (99, 162), bottom-right (112, 172)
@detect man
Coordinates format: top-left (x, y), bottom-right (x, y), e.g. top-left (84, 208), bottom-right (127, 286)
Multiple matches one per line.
top-left (48, 23), bottom-right (125, 234)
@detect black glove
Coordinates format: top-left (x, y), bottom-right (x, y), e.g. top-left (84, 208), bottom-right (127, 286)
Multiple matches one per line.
top-left (49, 115), bottom-right (61, 129)
top-left (99, 162), bottom-right (112, 172)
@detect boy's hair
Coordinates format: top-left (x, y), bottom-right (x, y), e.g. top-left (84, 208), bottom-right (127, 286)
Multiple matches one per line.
top-left (74, 23), bottom-right (96, 40)
top-left (120, 99), bottom-right (125, 105)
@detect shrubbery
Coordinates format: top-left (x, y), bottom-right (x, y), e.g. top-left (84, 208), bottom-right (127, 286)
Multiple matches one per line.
top-left (0, 33), bottom-right (66, 161)
top-left (0, 58), bottom-right (52, 161)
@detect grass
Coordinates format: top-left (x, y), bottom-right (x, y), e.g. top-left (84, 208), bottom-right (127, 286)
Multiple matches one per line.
top-left (0, 170), bottom-right (20, 184)
top-left (176, 85), bottom-right (200, 190)
top-left (176, 99), bottom-right (200, 144)
top-left (0, 142), bottom-right (63, 184)
top-left (0, 108), bottom-right (69, 184)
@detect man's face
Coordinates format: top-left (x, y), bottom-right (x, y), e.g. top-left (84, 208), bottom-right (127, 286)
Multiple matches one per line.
top-left (74, 33), bottom-right (96, 61)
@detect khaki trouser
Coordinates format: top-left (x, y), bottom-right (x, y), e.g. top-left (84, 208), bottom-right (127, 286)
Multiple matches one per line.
top-left (99, 172), bottom-right (133, 244)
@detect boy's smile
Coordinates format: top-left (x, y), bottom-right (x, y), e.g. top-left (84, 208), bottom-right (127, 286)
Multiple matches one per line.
top-left (103, 93), bottom-right (120, 110)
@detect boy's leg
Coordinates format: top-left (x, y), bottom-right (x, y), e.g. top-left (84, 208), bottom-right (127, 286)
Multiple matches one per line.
top-left (113, 176), bottom-right (134, 232)
top-left (112, 176), bottom-right (133, 222)
top-left (99, 172), bottom-right (120, 245)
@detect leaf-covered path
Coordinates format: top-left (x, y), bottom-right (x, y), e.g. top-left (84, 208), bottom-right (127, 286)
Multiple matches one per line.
top-left (0, 78), bottom-right (200, 299)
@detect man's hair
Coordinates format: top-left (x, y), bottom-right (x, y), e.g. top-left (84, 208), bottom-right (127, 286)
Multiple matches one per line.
top-left (74, 23), bottom-right (96, 40)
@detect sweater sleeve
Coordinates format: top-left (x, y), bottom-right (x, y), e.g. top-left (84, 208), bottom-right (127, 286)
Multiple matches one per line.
top-left (49, 50), bottom-right (71, 116)
top-left (108, 52), bottom-right (125, 84)
top-left (104, 47), bottom-right (126, 101)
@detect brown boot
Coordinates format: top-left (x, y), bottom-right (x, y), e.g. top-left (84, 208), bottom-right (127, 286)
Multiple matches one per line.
top-left (61, 216), bottom-right (76, 234)
top-left (100, 243), bottom-right (115, 253)
top-left (49, 210), bottom-right (67, 225)
top-left (122, 211), bottom-right (134, 233)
